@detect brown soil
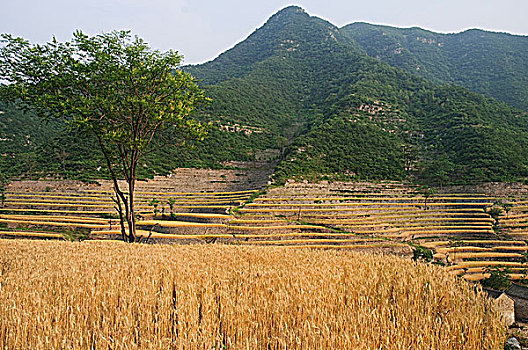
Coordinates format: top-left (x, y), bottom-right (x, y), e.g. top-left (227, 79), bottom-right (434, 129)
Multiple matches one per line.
top-left (7, 161), bottom-right (275, 193)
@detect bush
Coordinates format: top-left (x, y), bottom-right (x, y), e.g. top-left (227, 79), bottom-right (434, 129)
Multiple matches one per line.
top-left (481, 267), bottom-right (512, 291)
top-left (412, 246), bottom-right (433, 262)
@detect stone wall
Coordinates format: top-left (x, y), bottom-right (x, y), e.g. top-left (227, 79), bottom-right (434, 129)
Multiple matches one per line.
top-left (511, 296), bottom-right (528, 322)
top-left (495, 293), bottom-right (515, 326)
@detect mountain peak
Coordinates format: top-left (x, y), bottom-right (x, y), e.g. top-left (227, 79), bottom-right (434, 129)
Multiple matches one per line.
top-left (274, 5), bottom-right (307, 16)
top-left (265, 5), bottom-right (310, 26)
top-left (184, 5), bottom-right (356, 85)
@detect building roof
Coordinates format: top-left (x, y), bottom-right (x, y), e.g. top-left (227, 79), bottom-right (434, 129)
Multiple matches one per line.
top-left (506, 284), bottom-right (528, 299)
top-left (482, 287), bottom-right (504, 299)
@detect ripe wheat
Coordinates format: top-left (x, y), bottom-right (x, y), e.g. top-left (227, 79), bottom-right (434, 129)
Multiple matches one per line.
top-left (0, 240), bottom-right (504, 349)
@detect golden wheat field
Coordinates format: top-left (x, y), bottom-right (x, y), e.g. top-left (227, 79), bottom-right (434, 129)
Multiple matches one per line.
top-left (0, 240), bottom-right (505, 349)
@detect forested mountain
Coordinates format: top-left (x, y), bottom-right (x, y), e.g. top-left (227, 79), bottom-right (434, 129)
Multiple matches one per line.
top-left (341, 23), bottom-right (528, 112)
top-left (1, 6), bottom-right (528, 185)
top-left (0, 100), bottom-right (277, 180)
top-left (187, 6), bottom-right (528, 185)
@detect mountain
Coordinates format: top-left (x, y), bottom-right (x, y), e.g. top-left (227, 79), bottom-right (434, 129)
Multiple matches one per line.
top-left (341, 23), bottom-right (528, 112)
top-left (2, 6), bottom-right (528, 185)
top-left (187, 6), bottom-right (528, 185)
top-left (185, 7), bottom-right (362, 86)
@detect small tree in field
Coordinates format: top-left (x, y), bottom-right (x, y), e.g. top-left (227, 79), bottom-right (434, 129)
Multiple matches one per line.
top-left (0, 31), bottom-right (207, 242)
top-left (419, 186), bottom-right (436, 211)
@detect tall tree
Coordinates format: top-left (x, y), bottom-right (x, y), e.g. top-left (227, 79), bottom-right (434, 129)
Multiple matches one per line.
top-left (0, 31), bottom-right (207, 242)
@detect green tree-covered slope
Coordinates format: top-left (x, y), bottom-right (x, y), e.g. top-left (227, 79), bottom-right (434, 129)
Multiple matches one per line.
top-left (2, 6), bottom-right (528, 185)
top-left (188, 6), bottom-right (528, 185)
top-left (341, 23), bottom-right (528, 111)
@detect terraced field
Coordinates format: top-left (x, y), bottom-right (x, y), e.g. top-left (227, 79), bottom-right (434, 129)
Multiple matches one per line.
top-left (0, 187), bottom-right (253, 239)
top-left (3, 178), bottom-right (528, 282)
top-left (227, 181), bottom-right (528, 281)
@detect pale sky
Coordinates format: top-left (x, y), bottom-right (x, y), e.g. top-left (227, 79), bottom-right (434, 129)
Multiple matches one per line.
top-left (2, 0), bottom-right (527, 64)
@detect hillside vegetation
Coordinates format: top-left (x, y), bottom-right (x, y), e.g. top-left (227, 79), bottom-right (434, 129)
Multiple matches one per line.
top-left (0, 102), bottom-right (277, 180)
top-left (341, 23), bottom-right (528, 112)
top-left (2, 6), bottom-right (528, 185)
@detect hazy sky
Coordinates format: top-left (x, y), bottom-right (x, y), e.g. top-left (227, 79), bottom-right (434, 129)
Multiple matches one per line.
top-left (2, 0), bottom-right (527, 64)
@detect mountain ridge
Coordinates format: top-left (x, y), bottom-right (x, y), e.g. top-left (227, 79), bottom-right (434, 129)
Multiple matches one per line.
top-left (343, 21), bottom-right (527, 38)
top-left (186, 6), bottom-right (528, 185)
top-left (340, 21), bottom-right (528, 111)
top-left (1, 6), bottom-right (528, 186)
top-left (185, 5), bottom-right (362, 86)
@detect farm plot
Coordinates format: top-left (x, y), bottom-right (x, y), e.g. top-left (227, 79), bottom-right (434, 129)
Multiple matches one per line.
top-left (418, 194), bottom-right (528, 281)
top-left (4, 179), bottom-right (528, 282)
top-left (0, 240), bottom-right (505, 349)
top-left (223, 183), bottom-right (493, 257)
top-left (228, 182), bottom-right (528, 279)
top-left (0, 186), bottom-right (255, 241)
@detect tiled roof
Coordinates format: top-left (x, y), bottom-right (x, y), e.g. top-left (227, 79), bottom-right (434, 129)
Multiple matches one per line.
top-left (506, 284), bottom-right (528, 299)
top-left (482, 287), bottom-right (503, 299)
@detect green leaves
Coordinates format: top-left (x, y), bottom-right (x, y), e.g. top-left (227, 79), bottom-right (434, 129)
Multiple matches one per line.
top-left (0, 30), bottom-right (207, 159)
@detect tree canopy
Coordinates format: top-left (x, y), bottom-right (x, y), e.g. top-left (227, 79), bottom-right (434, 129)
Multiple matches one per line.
top-left (0, 30), bottom-right (207, 242)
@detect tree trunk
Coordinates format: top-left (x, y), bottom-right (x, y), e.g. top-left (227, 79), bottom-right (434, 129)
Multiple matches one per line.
top-left (126, 176), bottom-right (137, 243)
top-left (124, 153), bottom-right (139, 243)
top-left (96, 136), bottom-right (135, 243)
top-left (96, 136), bottom-right (140, 243)
top-left (112, 185), bottom-right (127, 242)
